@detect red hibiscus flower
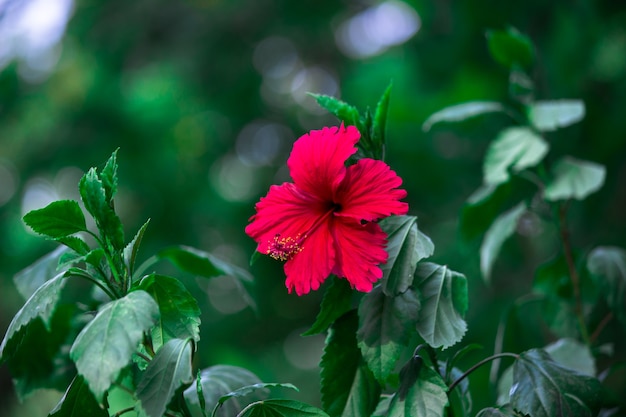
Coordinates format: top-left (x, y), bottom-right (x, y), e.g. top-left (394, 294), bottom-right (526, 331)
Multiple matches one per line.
top-left (245, 124), bottom-right (408, 295)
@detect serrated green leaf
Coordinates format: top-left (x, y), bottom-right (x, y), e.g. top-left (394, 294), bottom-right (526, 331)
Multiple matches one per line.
top-left (183, 365), bottom-right (263, 417)
top-left (49, 375), bottom-right (108, 417)
top-left (422, 101), bottom-right (506, 132)
top-left (528, 100), bottom-right (585, 132)
top-left (484, 127), bottom-right (549, 186)
top-left (13, 246), bottom-right (68, 300)
top-left (357, 287), bottom-right (420, 383)
top-left (380, 216), bottom-right (434, 296)
top-left (239, 399), bottom-right (330, 417)
top-left (214, 383), bottom-right (298, 417)
top-left (311, 94), bottom-right (361, 128)
top-left (510, 349), bottom-right (603, 417)
top-left (544, 156), bottom-right (605, 201)
top-left (480, 202), bottom-right (526, 282)
top-left (302, 276), bottom-right (353, 336)
top-left (372, 83), bottom-right (392, 148)
top-left (59, 248), bottom-right (105, 271)
top-left (138, 274), bottom-right (201, 350)
top-left (23, 200), bottom-right (87, 238)
top-left (486, 27), bottom-right (534, 69)
top-left (587, 246), bottom-right (626, 330)
top-left (388, 366), bottom-right (448, 417)
top-left (137, 338), bottom-right (194, 417)
top-left (1, 273), bottom-right (67, 361)
top-left (125, 219), bottom-right (150, 277)
top-left (70, 290), bottom-right (159, 401)
top-left (321, 310), bottom-right (380, 417)
top-left (414, 263), bottom-right (467, 349)
top-left (101, 149), bottom-right (119, 203)
top-left (55, 236), bottom-right (91, 255)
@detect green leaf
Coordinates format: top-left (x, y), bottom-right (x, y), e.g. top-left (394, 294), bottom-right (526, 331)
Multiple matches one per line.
top-left (544, 156), bottom-right (606, 201)
top-left (357, 287), bottom-right (420, 383)
top-left (371, 396), bottom-right (393, 417)
top-left (544, 338), bottom-right (596, 377)
top-left (387, 366), bottom-right (448, 417)
top-left (156, 245), bottom-right (253, 282)
top-left (372, 82), bottom-right (392, 147)
top-left (422, 101), bottom-right (506, 132)
top-left (321, 310), bottom-right (380, 417)
top-left (101, 149), bottom-right (119, 203)
top-left (311, 94), bottom-right (361, 128)
top-left (480, 202), bottom-right (526, 282)
top-left (302, 276), bottom-right (353, 336)
top-left (213, 383), bottom-right (299, 417)
top-left (413, 263), bottom-right (467, 349)
top-left (239, 399), bottom-right (330, 417)
top-left (510, 349), bottom-right (603, 417)
top-left (138, 274), bottom-right (201, 350)
top-left (587, 246), bottom-right (626, 330)
top-left (70, 290), bottom-right (159, 401)
top-left (13, 246), bottom-right (68, 300)
top-left (1, 273), bottom-right (67, 361)
top-left (183, 365), bottom-right (263, 417)
top-left (79, 167), bottom-right (125, 250)
top-left (56, 236), bottom-right (91, 255)
top-left (137, 338), bottom-right (194, 417)
top-left (49, 375), bottom-right (108, 417)
top-left (484, 127), bottom-right (549, 186)
top-left (124, 219), bottom-right (150, 277)
top-left (475, 407), bottom-right (517, 417)
top-left (23, 200), bottom-right (87, 239)
top-left (380, 215), bottom-right (434, 296)
top-left (528, 100), bottom-right (585, 132)
top-left (486, 26), bottom-right (534, 69)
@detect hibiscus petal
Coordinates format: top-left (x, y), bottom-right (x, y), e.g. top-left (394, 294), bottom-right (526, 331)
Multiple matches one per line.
top-left (288, 125), bottom-right (360, 201)
top-left (335, 158), bottom-right (408, 222)
top-left (245, 183), bottom-right (326, 256)
top-left (284, 221), bottom-right (335, 295)
top-left (331, 220), bottom-right (388, 292)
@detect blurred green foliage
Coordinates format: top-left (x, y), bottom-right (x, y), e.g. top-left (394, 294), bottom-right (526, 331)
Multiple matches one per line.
top-left (1, 0), bottom-right (625, 416)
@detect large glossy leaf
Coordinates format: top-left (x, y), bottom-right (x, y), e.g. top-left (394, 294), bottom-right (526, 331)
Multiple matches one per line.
top-left (528, 100), bottom-right (585, 132)
top-left (380, 215), bottom-right (434, 296)
top-left (23, 200), bottom-right (87, 239)
top-left (138, 274), bottom-right (201, 350)
top-left (184, 365), bottom-right (263, 417)
top-left (388, 365), bottom-right (448, 417)
top-left (510, 349), bottom-right (603, 417)
top-left (484, 127), bottom-right (548, 185)
top-left (137, 338), bottom-right (194, 417)
top-left (480, 202), bottom-right (526, 282)
top-left (239, 399), bottom-right (330, 417)
top-left (422, 101), bottom-right (506, 132)
top-left (587, 246), bottom-right (626, 330)
top-left (1, 273), bottom-right (66, 360)
top-left (49, 375), bottom-right (108, 417)
top-left (544, 156), bottom-right (606, 201)
top-left (302, 276), bottom-right (353, 336)
top-left (13, 246), bottom-right (68, 300)
top-left (321, 310), bottom-right (380, 417)
top-left (70, 290), bottom-right (159, 401)
top-left (357, 287), bottom-right (420, 383)
top-left (486, 26), bottom-right (534, 69)
top-left (413, 263), bottom-right (467, 349)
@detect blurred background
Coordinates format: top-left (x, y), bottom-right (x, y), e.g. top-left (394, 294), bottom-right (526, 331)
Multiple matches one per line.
top-left (1, 0), bottom-right (625, 415)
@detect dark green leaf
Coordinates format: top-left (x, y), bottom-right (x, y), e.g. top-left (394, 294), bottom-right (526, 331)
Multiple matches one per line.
top-left (321, 310), bottom-right (380, 417)
top-left (101, 149), bottom-right (119, 203)
top-left (311, 94), bottom-right (361, 128)
top-left (157, 245), bottom-right (252, 282)
top-left (23, 200), bottom-right (87, 239)
top-left (214, 383), bottom-right (298, 417)
top-left (422, 101), bottom-right (506, 132)
top-left (480, 202), bottom-right (526, 282)
top-left (137, 338), bottom-right (194, 417)
top-left (13, 246), bottom-right (68, 300)
top-left (56, 236), bottom-right (91, 256)
top-left (49, 375), bottom-right (108, 417)
top-left (544, 338), bottom-right (596, 377)
top-left (59, 248), bottom-right (105, 270)
top-left (414, 263), bottom-right (467, 349)
top-left (124, 219), bottom-right (150, 278)
top-left (302, 276), bottom-right (353, 336)
top-left (138, 274), bottom-right (201, 350)
top-left (1, 273), bottom-right (67, 361)
top-left (475, 407), bottom-right (517, 417)
top-left (528, 100), bottom-right (585, 132)
top-left (70, 290), bottom-right (159, 401)
top-left (183, 365), bottom-right (263, 417)
top-left (239, 399), bottom-right (330, 417)
top-left (372, 82), bottom-right (392, 147)
top-left (544, 156), bottom-right (606, 201)
top-left (380, 215), bottom-right (434, 296)
top-left (510, 349), bottom-right (603, 417)
top-left (387, 366), bottom-right (448, 417)
top-left (486, 27), bottom-right (534, 69)
top-left (587, 246), bottom-right (626, 330)
top-left (357, 287), bottom-right (420, 383)
top-left (484, 127), bottom-right (548, 186)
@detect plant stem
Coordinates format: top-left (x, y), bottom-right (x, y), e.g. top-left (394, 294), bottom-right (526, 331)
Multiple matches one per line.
top-left (113, 407), bottom-right (136, 417)
top-left (448, 353), bottom-right (519, 393)
top-left (590, 312), bottom-right (614, 344)
top-left (65, 270), bottom-right (117, 300)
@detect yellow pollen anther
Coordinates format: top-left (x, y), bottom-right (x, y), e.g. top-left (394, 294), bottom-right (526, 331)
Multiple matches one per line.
top-left (267, 233), bottom-right (304, 261)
